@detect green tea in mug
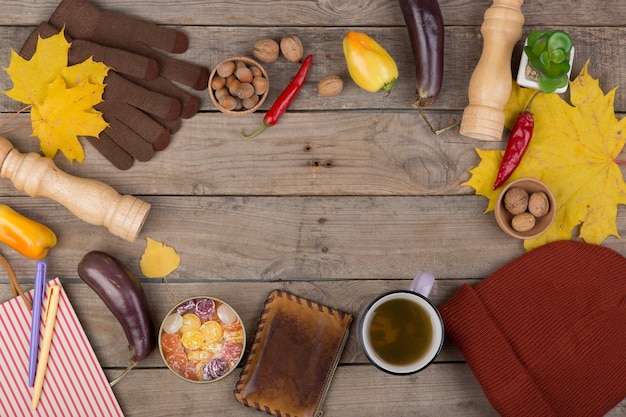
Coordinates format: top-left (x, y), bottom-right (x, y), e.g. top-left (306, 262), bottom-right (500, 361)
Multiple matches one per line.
top-left (368, 298), bottom-right (434, 365)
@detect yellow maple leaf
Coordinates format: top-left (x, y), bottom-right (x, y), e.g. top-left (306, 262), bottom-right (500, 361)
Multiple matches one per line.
top-left (464, 60), bottom-right (626, 251)
top-left (3, 28), bottom-right (110, 162)
top-left (3, 30), bottom-right (70, 105)
top-left (32, 75), bottom-right (108, 162)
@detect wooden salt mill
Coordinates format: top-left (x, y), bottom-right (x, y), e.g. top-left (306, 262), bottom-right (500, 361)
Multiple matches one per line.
top-left (460, 0), bottom-right (525, 141)
top-left (0, 137), bottom-right (150, 242)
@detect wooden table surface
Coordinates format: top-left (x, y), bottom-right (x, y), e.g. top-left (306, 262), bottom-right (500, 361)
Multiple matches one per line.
top-left (1, 1), bottom-right (625, 416)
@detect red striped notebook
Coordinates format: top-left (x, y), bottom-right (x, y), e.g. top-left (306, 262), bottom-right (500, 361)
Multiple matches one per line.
top-left (0, 278), bottom-right (124, 416)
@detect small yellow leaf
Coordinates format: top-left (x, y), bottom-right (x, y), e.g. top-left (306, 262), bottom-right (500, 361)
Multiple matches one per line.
top-left (464, 60), bottom-right (626, 251)
top-left (31, 75), bottom-right (108, 162)
top-left (140, 237), bottom-right (181, 278)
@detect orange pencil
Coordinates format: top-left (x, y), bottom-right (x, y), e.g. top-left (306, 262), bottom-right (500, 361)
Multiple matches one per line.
top-left (31, 285), bottom-right (61, 410)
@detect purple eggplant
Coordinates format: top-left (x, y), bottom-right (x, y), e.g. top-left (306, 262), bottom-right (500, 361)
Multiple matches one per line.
top-left (399, 0), bottom-right (444, 108)
top-left (78, 250), bottom-right (156, 363)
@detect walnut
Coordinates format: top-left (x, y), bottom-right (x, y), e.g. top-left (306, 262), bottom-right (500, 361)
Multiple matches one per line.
top-left (504, 187), bottom-right (529, 215)
top-left (511, 212), bottom-right (536, 232)
top-left (280, 35), bottom-right (304, 62)
top-left (317, 75), bottom-right (344, 97)
top-left (253, 39), bottom-right (280, 63)
top-left (528, 191), bottom-right (549, 217)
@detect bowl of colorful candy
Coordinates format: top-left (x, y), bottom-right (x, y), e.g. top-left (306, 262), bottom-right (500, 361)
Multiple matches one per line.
top-left (159, 296), bottom-right (246, 383)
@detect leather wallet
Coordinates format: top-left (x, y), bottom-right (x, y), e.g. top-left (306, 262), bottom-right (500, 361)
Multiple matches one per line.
top-left (234, 289), bottom-right (353, 417)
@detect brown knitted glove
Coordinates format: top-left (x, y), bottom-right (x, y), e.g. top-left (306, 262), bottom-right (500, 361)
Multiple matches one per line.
top-left (48, 0), bottom-right (208, 91)
top-left (20, 23), bottom-right (194, 170)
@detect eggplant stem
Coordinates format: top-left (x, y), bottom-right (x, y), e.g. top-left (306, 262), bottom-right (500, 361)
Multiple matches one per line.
top-left (435, 119), bottom-right (461, 135)
top-left (109, 360), bottom-right (137, 387)
top-left (417, 107), bottom-right (437, 134)
top-left (416, 107), bottom-right (458, 136)
top-left (164, 277), bottom-right (175, 299)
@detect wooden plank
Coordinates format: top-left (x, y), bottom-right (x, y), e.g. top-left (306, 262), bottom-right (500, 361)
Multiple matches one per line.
top-left (0, 194), bottom-right (549, 281)
top-left (4, 193), bottom-right (626, 279)
top-left (1, 0), bottom-right (626, 27)
top-left (0, 112), bottom-right (483, 196)
top-left (106, 365), bottom-right (626, 417)
top-left (0, 26), bottom-right (625, 112)
top-left (1, 112), bottom-right (625, 197)
top-left (107, 364), bottom-right (500, 417)
top-left (2, 194), bottom-right (626, 284)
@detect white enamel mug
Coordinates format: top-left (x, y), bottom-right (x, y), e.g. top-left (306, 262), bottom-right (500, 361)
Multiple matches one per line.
top-left (358, 272), bottom-right (444, 375)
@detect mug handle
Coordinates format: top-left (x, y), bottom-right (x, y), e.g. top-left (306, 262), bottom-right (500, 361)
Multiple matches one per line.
top-left (409, 271), bottom-right (435, 298)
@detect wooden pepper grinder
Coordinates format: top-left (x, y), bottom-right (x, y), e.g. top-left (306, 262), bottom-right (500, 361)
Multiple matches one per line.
top-left (460, 0), bottom-right (525, 141)
top-left (0, 137), bottom-right (150, 242)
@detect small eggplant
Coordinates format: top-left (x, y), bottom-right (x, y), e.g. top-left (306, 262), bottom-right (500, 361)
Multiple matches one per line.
top-left (398, 0), bottom-right (444, 108)
top-left (78, 251), bottom-right (156, 364)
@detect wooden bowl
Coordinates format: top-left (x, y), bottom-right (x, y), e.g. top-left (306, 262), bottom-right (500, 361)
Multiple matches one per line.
top-left (208, 56), bottom-right (269, 116)
top-left (495, 178), bottom-right (556, 239)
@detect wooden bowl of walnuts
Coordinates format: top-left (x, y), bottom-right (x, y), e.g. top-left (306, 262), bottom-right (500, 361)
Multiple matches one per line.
top-left (209, 56), bottom-right (269, 116)
top-left (495, 178), bottom-right (556, 239)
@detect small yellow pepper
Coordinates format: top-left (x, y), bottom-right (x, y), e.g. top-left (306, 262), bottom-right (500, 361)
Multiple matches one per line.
top-left (0, 204), bottom-right (57, 260)
top-left (343, 31), bottom-right (398, 93)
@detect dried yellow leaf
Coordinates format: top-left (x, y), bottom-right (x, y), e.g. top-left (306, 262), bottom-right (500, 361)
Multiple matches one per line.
top-left (140, 237), bottom-right (181, 278)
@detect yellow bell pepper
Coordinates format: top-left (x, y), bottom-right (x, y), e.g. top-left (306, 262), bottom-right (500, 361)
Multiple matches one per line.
top-left (0, 204), bottom-right (57, 260)
top-left (343, 31), bottom-right (398, 93)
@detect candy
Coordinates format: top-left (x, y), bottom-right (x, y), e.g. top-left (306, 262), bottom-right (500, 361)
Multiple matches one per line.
top-left (223, 342), bottom-right (243, 363)
top-left (180, 313), bottom-right (201, 333)
top-left (188, 349), bottom-right (212, 363)
top-left (176, 299), bottom-right (196, 315)
top-left (166, 351), bottom-right (187, 372)
top-left (200, 321), bottom-right (223, 343)
top-left (224, 328), bottom-right (245, 344)
top-left (202, 357), bottom-right (229, 380)
top-left (217, 303), bottom-right (237, 325)
top-left (183, 361), bottom-right (200, 381)
top-left (195, 298), bottom-right (216, 321)
top-left (202, 341), bottom-right (223, 354)
top-left (161, 333), bottom-right (183, 354)
top-left (162, 312), bottom-right (183, 334)
top-left (181, 329), bottom-right (204, 350)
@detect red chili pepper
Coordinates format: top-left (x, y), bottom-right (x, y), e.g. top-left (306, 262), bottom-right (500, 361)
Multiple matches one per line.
top-left (239, 54), bottom-right (313, 139)
top-left (492, 111), bottom-right (534, 189)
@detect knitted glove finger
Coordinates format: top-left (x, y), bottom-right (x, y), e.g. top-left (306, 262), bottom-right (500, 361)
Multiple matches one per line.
top-left (95, 101), bottom-right (171, 152)
top-left (85, 134), bottom-right (133, 171)
top-left (104, 72), bottom-right (181, 121)
top-left (85, 124), bottom-right (162, 171)
top-left (49, 0), bottom-right (209, 90)
top-left (21, 22), bottom-right (160, 81)
top-left (126, 74), bottom-right (200, 119)
top-left (154, 117), bottom-right (183, 135)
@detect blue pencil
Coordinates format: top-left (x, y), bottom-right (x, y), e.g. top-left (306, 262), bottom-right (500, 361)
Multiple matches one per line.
top-left (28, 261), bottom-right (47, 387)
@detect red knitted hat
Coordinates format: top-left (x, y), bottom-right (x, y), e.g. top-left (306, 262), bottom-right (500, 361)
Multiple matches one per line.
top-left (440, 240), bottom-right (626, 417)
